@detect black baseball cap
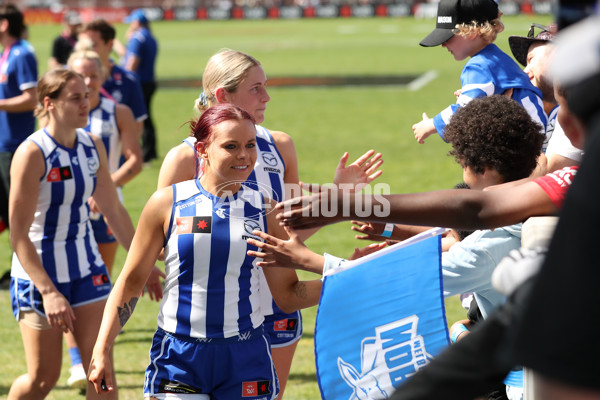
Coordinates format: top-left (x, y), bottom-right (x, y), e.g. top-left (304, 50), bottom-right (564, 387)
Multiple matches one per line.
top-left (420, 0), bottom-right (499, 47)
top-left (508, 23), bottom-right (557, 67)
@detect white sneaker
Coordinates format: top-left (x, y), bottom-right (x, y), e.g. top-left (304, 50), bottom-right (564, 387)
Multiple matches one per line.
top-left (67, 363), bottom-right (87, 389)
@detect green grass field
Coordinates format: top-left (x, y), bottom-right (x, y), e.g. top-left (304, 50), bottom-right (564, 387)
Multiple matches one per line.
top-left (0, 14), bottom-right (552, 399)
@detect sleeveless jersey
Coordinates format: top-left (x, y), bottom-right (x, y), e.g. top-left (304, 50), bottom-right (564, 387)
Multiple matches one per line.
top-left (11, 128), bottom-right (104, 283)
top-left (159, 180), bottom-right (267, 339)
top-left (86, 95), bottom-right (121, 174)
top-left (184, 125), bottom-right (286, 316)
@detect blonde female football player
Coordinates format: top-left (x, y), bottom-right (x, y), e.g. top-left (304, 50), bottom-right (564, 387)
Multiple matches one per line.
top-left (157, 48), bottom-right (383, 398)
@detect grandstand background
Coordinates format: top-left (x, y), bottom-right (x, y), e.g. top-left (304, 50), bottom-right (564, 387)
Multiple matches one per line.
top-left (18, 0), bottom-right (552, 23)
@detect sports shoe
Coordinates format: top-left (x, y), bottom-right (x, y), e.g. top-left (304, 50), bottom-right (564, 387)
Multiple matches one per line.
top-left (67, 363), bottom-right (87, 389)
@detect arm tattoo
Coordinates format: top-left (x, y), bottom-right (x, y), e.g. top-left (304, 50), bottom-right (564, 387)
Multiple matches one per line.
top-left (117, 297), bottom-right (139, 328)
top-left (294, 282), bottom-right (307, 299)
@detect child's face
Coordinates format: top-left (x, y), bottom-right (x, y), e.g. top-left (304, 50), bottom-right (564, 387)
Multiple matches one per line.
top-left (442, 35), bottom-right (477, 61)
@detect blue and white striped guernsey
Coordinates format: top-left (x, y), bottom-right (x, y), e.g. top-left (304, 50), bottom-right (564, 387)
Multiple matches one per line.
top-left (86, 95), bottom-right (121, 174)
top-left (159, 180), bottom-right (267, 339)
top-left (433, 43), bottom-right (548, 145)
top-left (183, 125), bottom-right (286, 316)
top-left (11, 128), bottom-right (104, 283)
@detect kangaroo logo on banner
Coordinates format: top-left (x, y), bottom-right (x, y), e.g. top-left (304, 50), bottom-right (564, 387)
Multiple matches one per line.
top-left (315, 228), bottom-right (449, 399)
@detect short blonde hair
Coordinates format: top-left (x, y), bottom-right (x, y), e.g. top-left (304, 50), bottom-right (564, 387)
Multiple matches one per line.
top-left (194, 49), bottom-right (261, 116)
top-left (67, 49), bottom-right (106, 81)
top-left (453, 12), bottom-right (504, 44)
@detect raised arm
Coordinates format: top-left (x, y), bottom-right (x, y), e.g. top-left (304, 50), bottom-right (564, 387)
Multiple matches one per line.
top-left (258, 199), bottom-right (322, 313)
top-left (277, 181), bottom-right (558, 231)
top-left (88, 187), bottom-right (171, 394)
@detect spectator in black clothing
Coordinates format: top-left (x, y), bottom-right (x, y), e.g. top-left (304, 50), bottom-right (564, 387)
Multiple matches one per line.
top-left (49, 10), bottom-right (82, 69)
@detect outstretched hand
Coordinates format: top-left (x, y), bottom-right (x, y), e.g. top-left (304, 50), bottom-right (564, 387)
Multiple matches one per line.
top-left (412, 112), bottom-right (436, 144)
top-left (333, 150), bottom-right (383, 192)
top-left (276, 182), bottom-right (345, 230)
top-left (348, 242), bottom-right (388, 260)
top-left (246, 225), bottom-right (324, 274)
top-left (351, 221), bottom-right (387, 241)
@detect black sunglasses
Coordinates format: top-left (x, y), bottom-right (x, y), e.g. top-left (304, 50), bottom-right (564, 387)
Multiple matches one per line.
top-left (527, 23), bottom-right (549, 38)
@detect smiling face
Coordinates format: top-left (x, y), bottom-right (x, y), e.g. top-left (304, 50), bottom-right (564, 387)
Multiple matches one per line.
top-left (222, 65), bottom-right (270, 124)
top-left (47, 77), bottom-right (90, 130)
top-left (524, 42), bottom-right (555, 103)
top-left (199, 118), bottom-right (257, 194)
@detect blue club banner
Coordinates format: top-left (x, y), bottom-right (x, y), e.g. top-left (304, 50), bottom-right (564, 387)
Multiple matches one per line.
top-left (315, 228), bottom-right (450, 399)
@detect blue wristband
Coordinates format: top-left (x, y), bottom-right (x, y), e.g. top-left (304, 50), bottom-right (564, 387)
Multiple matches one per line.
top-left (381, 223), bottom-right (394, 238)
top-left (450, 323), bottom-right (469, 343)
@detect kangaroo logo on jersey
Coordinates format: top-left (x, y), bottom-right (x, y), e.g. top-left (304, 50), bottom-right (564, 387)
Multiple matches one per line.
top-left (274, 318), bottom-right (298, 331)
top-left (47, 166), bottom-right (73, 182)
top-left (242, 380), bottom-right (271, 397)
top-left (242, 219), bottom-right (262, 240)
top-left (176, 216), bottom-right (212, 234)
top-left (338, 315), bottom-right (432, 399)
top-left (87, 157), bottom-right (99, 175)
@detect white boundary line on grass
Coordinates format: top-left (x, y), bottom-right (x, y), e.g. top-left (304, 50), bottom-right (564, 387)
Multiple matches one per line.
top-left (407, 70), bottom-right (438, 91)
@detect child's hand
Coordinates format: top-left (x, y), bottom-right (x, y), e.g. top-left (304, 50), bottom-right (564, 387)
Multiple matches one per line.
top-left (412, 113), bottom-right (437, 144)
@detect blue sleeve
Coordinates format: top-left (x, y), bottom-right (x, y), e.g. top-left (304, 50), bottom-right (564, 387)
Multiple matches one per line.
top-left (124, 73), bottom-right (148, 121)
top-left (433, 62), bottom-right (498, 139)
top-left (16, 51), bottom-right (38, 91)
top-left (127, 34), bottom-right (143, 57)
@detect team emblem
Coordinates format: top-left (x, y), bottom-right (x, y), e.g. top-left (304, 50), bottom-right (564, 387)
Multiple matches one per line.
top-left (262, 153), bottom-right (278, 166)
top-left (244, 219), bottom-right (261, 235)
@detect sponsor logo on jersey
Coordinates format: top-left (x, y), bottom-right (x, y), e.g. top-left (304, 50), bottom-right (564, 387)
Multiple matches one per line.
top-left (437, 15), bottom-right (452, 23)
top-left (262, 153), bottom-right (278, 167)
top-left (242, 380), bottom-right (271, 397)
top-left (158, 379), bottom-right (203, 394)
top-left (263, 167), bottom-right (281, 174)
top-left (47, 166), bottom-right (73, 182)
top-left (176, 216), bottom-right (212, 234)
top-left (274, 318), bottom-right (298, 331)
top-left (92, 273), bottom-right (110, 287)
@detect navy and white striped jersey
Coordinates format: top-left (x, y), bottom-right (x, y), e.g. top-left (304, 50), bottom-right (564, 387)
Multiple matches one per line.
top-left (159, 180), bottom-right (267, 339)
top-left (184, 125), bottom-right (286, 316)
top-left (11, 128), bottom-right (104, 283)
top-left (433, 44), bottom-right (548, 144)
top-left (87, 95), bottom-right (121, 174)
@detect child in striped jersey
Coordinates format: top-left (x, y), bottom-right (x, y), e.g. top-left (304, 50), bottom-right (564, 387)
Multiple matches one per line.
top-left (412, 0), bottom-right (547, 146)
top-left (89, 104), bottom-right (323, 399)
top-left (8, 69), bottom-right (141, 399)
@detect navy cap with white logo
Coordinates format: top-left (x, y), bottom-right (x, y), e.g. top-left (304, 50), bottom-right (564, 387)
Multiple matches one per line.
top-left (420, 0), bottom-right (499, 47)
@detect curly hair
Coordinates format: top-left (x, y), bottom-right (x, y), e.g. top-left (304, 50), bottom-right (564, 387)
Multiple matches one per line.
top-left (444, 95), bottom-right (544, 182)
top-left (453, 13), bottom-right (504, 44)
